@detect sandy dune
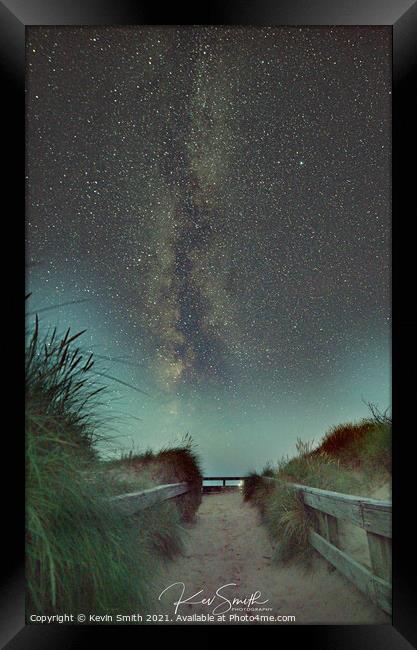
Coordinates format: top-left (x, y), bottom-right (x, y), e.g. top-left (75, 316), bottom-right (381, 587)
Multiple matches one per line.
top-left (151, 492), bottom-right (390, 625)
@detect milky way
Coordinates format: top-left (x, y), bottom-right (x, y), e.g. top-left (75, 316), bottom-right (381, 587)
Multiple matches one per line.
top-left (26, 26), bottom-right (391, 472)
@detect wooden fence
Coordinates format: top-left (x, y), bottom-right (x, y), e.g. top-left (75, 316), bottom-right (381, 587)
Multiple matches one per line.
top-left (109, 482), bottom-right (190, 514)
top-left (108, 475), bottom-right (391, 615)
top-left (203, 476), bottom-right (244, 491)
top-left (264, 477), bottom-right (392, 615)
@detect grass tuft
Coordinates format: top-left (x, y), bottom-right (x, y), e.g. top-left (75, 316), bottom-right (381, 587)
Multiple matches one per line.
top-left (26, 319), bottom-right (192, 620)
top-left (26, 320), bottom-right (106, 458)
top-left (26, 421), bottom-right (186, 617)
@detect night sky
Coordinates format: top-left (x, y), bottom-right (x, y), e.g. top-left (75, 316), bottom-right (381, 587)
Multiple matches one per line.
top-left (26, 26), bottom-right (391, 474)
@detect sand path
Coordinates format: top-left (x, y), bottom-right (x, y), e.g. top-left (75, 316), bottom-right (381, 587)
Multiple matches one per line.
top-left (152, 492), bottom-right (389, 625)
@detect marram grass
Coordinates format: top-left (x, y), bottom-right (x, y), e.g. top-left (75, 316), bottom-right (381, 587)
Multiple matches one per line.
top-left (25, 321), bottom-right (192, 620)
top-left (244, 415), bottom-right (391, 566)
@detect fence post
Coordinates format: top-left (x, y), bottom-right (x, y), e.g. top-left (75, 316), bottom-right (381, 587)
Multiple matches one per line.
top-left (312, 509), bottom-right (340, 547)
top-left (366, 532), bottom-right (392, 582)
top-left (326, 514), bottom-right (340, 547)
top-left (301, 497), bottom-right (320, 537)
top-left (316, 511), bottom-right (329, 538)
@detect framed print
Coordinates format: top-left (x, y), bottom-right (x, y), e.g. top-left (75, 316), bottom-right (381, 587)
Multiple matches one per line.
top-left (1, 0), bottom-right (416, 647)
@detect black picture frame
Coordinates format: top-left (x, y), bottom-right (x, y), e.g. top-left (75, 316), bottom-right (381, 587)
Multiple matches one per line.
top-left (2, 0), bottom-right (416, 647)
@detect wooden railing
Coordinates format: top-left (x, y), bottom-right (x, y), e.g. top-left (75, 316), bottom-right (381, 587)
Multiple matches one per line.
top-left (109, 482), bottom-right (190, 514)
top-left (264, 477), bottom-right (392, 615)
top-left (109, 475), bottom-right (391, 614)
top-left (111, 477), bottom-right (243, 510)
top-left (203, 476), bottom-right (244, 490)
